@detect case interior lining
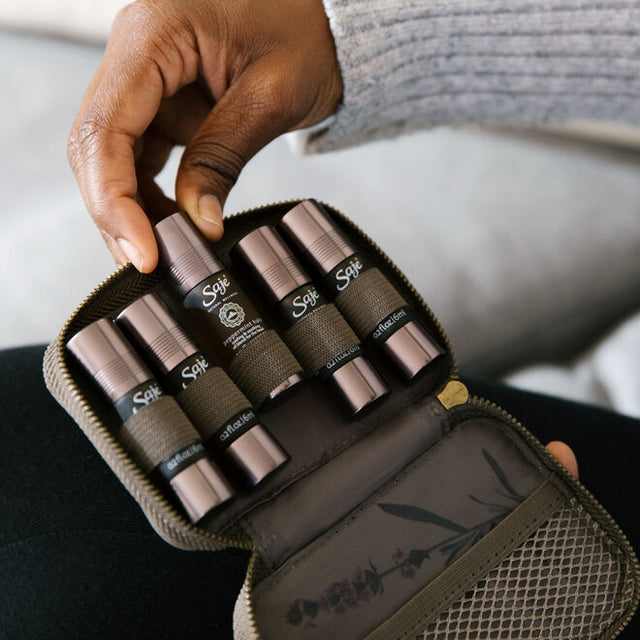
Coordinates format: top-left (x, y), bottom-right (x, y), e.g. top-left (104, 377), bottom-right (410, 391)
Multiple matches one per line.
top-left (242, 396), bottom-right (449, 569)
top-left (251, 416), bottom-right (552, 640)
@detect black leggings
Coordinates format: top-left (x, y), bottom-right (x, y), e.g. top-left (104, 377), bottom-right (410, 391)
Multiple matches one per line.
top-left (1, 346), bottom-right (638, 639)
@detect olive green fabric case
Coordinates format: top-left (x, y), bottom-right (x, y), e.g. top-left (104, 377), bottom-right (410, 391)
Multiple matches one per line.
top-left (44, 201), bottom-right (640, 639)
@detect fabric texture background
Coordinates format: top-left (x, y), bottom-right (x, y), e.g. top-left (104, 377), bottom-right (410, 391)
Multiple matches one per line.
top-left (283, 303), bottom-right (360, 374)
top-left (119, 397), bottom-right (201, 473)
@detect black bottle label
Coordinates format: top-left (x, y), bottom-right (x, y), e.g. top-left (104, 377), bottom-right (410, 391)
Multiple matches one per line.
top-left (317, 344), bottom-right (363, 381)
top-left (368, 306), bottom-right (414, 344)
top-left (183, 270), bottom-right (266, 365)
top-left (155, 440), bottom-right (208, 482)
top-left (208, 409), bottom-right (260, 452)
top-left (278, 284), bottom-right (328, 328)
top-left (321, 253), bottom-right (371, 297)
top-left (114, 379), bottom-right (163, 421)
top-left (165, 351), bottom-right (210, 394)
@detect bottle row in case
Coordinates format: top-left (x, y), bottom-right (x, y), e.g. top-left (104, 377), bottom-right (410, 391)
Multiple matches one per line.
top-left (116, 293), bottom-right (288, 485)
top-left (66, 201), bottom-right (444, 524)
top-left (153, 202), bottom-right (443, 417)
top-left (154, 213), bottom-right (304, 409)
top-left (234, 226), bottom-right (389, 416)
top-left (67, 293), bottom-right (291, 523)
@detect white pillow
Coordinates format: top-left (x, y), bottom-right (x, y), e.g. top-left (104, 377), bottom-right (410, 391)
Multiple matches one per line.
top-left (506, 310), bottom-right (640, 419)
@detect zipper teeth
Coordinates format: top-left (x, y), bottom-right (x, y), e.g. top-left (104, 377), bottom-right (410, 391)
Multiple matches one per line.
top-left (467, 395), bottom-right (640, 639)
top-left (55, 265), bottom-right (252, 550)
top-left (244, 551), bottom-right (264, 637)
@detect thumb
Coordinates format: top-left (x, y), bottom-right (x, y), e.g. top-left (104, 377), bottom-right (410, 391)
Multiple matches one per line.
top-left (546, 441), bottom-right (579, 479)
top-left (176, 62), bottom-right (296, 239)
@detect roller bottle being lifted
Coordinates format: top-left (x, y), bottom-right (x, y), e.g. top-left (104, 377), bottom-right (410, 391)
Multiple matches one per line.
top-left (154, 212), bottom-right (303, 409)
top-left (280, 200), bottom-right (444, 380)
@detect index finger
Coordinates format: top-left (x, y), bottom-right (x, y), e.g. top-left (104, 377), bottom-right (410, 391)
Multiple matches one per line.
top-left (67, 5), bottom-right (196, 272)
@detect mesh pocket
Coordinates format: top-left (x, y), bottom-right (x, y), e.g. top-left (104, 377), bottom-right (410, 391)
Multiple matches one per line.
top-left (421, 498), bottom-right (636, 639)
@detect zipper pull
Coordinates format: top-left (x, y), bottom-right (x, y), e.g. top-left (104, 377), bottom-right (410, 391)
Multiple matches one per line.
top-left (437, 380), bottom-right (469, 409)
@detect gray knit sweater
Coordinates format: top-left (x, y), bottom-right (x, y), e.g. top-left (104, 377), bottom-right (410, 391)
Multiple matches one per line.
top-left (308, 0), bottom-right (640, 151)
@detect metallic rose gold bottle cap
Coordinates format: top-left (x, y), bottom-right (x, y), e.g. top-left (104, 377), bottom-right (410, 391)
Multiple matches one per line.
top-left (266, 374), bottom-right (304, 403)
top-left (329, 356), bottom-right (389, 416)
top-left (116, 293), bottom-right (198, 375)
top-left (280, 200), bottom-right (355, 275)
top-left (382, 320), bottom-right (444, 380)
top-left (234, 226), bottom-right (309, 303)
top-left (67, 318), bottom-right (153, 403)
top-left (154, 212), bottom-right (225, 297)
top-left (169, 457), bottom-right (234, 522)
top-left (225, 425), bottom-right (289, 486)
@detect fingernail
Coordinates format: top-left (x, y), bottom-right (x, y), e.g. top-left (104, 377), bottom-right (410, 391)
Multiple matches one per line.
top-left (117, 238), bottom-right (145, 272)
top-left (197, 194), bottom-right (224, 231)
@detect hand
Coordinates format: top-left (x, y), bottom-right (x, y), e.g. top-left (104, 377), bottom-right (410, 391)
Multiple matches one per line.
top-left (68, 0), bottom-right (342, 272)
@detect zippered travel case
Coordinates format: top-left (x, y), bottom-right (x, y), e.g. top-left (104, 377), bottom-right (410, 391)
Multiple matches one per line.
top-left (44, 200), bottom-right (640, 639)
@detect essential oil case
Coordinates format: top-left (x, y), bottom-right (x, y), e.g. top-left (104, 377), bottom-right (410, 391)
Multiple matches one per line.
top-left (44, 201), bottom-right (640, 639)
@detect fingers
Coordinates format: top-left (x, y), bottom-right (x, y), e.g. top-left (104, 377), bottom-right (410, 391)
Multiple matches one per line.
top-left (68, 2), bottom-right (198, 272)
top-left (176, 58), bottom-right (299, 239)
top-left (546, 441), bottom-right (579, 479)
top-left (68, 64), bottom-right (163, 271)
top-left (70, 124), bottom-right (157, 271)
top-left (70, 0), bottom-right (338, 265)
top-left (134, 84), bottom-right (215, 224)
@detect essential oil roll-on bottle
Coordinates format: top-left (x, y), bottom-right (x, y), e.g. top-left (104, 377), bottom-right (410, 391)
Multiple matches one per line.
top-left (116, 293), bottom-right (288, 485)
top-left (280, 200), bottom-right (444, 380)
top-left (67, 318), bottom-right (234, 522)
top-left (154, 212), bottom-right (303, 408)
top-left (234, 226), bottom-right (389, 416)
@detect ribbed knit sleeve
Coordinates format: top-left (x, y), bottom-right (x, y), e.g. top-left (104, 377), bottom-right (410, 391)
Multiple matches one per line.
top-left (306, 0), bottom-right (640, 151)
